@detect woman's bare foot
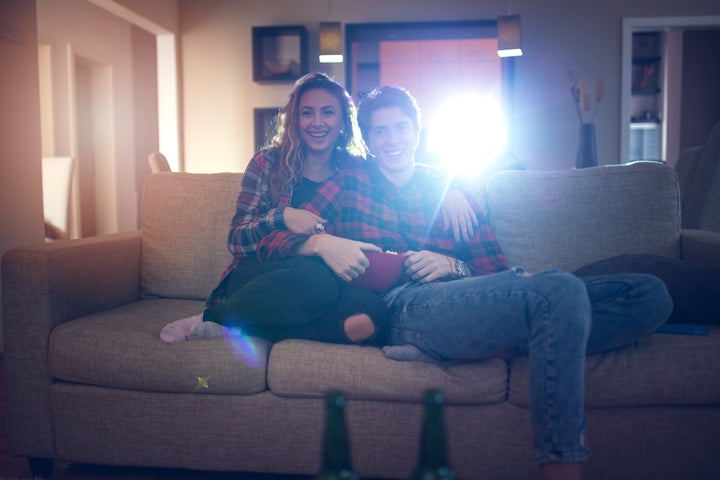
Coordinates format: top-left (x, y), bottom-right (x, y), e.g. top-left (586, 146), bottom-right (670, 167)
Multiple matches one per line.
top-left (188, 320), bottom-right (226, 340)
top-left (343, 313), bottom-right (375, 343)
top-left (160, 313), bottom-right (203, 342)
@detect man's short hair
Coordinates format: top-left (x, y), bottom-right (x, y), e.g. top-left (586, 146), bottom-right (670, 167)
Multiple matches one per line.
top-left (357, 86), bottom-right (421, 143)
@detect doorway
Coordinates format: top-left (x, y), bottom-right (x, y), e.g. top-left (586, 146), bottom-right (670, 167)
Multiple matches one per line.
top-left (621, 16), bottom-right (720, 167)
top-left (72, 55), bottom-right (116, 238)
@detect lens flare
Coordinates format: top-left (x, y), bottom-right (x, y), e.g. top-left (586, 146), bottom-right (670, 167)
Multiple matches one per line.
top-left (426, 94), bottom-right (507, 174)
top-left (223, 326), bottom-right (262, 368)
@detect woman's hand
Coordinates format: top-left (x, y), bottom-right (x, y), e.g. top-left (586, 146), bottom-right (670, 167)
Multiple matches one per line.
top-left (297, 234), bottom-right (382, 282)
top-left (404, 250), bottom-right (455, 283)
top-left (441, 188), bottom-right (478, 242)
top-left (283, 207), bottom-right (326, 235)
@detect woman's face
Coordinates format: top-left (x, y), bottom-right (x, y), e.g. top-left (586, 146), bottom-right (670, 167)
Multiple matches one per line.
top-left (297, 88), bottom-right (345, 155)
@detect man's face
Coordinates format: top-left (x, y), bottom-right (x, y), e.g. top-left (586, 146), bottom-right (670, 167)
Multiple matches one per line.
top-left (366, 106), bottom-right (420, 183)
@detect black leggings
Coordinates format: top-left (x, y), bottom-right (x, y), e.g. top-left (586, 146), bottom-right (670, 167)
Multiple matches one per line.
top-left (204, 257), bottom-right (388, 345)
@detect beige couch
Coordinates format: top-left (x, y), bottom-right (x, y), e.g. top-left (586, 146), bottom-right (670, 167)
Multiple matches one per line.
top-left (3, 161), bottom-right (720, 480)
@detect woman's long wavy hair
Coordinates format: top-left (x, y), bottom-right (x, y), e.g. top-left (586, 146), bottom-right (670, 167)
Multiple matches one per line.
top-left (267, 72), bottom-right (365, 202)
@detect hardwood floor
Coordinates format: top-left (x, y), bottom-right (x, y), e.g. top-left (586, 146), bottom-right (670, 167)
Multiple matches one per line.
top-left (0, 354), bottom-right (312, 480)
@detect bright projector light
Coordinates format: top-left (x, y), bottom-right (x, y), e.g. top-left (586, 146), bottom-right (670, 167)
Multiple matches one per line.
top-left (426, 94), bottom-right (507, 174)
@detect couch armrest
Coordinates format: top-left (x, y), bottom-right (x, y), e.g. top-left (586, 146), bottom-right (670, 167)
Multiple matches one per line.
top-left (681, 228), bottom-right (720, 274)
top-left (1, 230), bottom-right (141, 458)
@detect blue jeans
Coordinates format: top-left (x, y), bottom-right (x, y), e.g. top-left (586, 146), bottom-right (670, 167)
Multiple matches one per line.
top-left (384, 268), bottom-right (672, 464)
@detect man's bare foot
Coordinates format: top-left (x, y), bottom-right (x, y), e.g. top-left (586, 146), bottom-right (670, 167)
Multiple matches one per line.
top-left (343, 313), bottom-right (375, 342)
top-left (383, 344), bottom-right (440, 363)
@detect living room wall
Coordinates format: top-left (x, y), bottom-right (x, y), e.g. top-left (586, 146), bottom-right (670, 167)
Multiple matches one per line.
top-left (178, 0), bottom-right (720, 173)
top-left (0, 0), bottom-right (44, 353)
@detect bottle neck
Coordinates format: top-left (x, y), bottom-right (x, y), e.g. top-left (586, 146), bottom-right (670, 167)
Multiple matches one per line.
top-left (321, 407), bottom-right (352, 469)
top-left (418, 401), bottom-right (448, 468)
top-left (317, 391), bottom-right (357, 480)
top-left (413, 389), bottom-right (456, 480)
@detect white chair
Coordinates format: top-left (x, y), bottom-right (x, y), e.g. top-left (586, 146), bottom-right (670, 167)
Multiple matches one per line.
top-left (148, 152), bottom-right (171, 173)
top-left (42, 156), bottom-right (74, 239)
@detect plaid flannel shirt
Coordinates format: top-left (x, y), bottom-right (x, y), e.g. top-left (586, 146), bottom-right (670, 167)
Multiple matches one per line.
top-left (257, 163), bottom-right (509, 278)
top-left (206, 148), bottom-right (362, 307)
top-left (225, 148), bottom-right (362, 261)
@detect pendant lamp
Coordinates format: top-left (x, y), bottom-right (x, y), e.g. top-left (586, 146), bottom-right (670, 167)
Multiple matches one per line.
top-left (497, 14), bottom-right (523, 58)
top-left (319, 21), bottom-right (343, 63)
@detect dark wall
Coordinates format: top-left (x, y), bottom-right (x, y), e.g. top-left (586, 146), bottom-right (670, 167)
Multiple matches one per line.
top-left (680, 29), bottom-right (720, 149)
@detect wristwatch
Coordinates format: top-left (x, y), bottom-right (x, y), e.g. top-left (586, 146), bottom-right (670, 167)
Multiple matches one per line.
top-left (455, 259), bottom-right (469, 279)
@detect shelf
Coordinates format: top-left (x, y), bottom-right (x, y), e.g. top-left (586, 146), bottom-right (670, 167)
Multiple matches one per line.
top-left (632, 88), bottom-right (661, 95)
top-left (632, 56), bottom-right (661, 65)
top-left (630, 121), bottom-right (661, 128)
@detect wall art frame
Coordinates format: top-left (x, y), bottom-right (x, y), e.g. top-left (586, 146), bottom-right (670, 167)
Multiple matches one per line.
top-left (252, 25), bottom-right (308, 83)
top-left (254, 107), bottom-right (281, 150)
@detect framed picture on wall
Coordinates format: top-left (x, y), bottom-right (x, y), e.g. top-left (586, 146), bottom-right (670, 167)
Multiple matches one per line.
top-left (252, 25), bottom-right (308, 82)
top-left (254, 107), bottom-right (281, 150)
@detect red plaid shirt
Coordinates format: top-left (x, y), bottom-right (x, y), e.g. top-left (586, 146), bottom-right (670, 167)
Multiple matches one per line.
top-left (257, 163), bottom-right (509, 278)
top-left (207, 148), bottom-right (363, 306)
top-left (225, 148), bottom-right (362, 261)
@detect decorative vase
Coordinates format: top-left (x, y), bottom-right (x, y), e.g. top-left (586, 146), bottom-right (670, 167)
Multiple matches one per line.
top-left (576, 123), bottom-right (598, 169)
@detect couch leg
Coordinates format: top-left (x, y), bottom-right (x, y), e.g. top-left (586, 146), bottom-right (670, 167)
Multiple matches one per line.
top-left (28, 457), bottom-right (54, 478)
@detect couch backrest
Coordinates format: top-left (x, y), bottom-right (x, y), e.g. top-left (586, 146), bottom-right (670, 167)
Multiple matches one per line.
top-left (485, 162), bottom-right (682, 273)
top-left (140, 172), bottom-right (243, 300)
top-left (139, 163), bottom-right (682, 300)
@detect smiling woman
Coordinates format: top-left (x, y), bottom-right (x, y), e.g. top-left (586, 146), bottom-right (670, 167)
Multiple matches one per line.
top-left (161, 72), bottom-right (390, 347)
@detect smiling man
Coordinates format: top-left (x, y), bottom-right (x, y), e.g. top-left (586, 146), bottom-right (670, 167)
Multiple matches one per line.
top-left (362, 95), bottom-right (420, 186)
top-left (250, 85), bottom-right (671, 480)
top-left (350, 85), bottom-right (673, 480)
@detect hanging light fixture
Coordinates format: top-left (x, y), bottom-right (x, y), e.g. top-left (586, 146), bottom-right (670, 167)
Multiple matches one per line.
top-left (497, 14), bottom-right (523, 58)
top-left (319, 0), bottom-right (343, 63)
top-left (319, 21), bottom-right (343, 63)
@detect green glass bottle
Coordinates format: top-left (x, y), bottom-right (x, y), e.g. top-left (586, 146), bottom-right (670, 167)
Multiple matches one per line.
top-left (315, 390), bottom-right (359, 480)
top-left (411, 389), bottom-right (457, 480)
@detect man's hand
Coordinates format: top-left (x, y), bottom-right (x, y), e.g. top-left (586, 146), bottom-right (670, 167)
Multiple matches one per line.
top-left (441, 188), bottom-right (478, 242)
top-left (297, 234), bottom-right (381, 282)
top-left (404, 250), bottom-right (455, 283)
top-left (283, 207), bottom-right (326, 234)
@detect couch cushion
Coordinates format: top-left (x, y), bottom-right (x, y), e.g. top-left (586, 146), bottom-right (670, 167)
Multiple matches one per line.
top-left (141, 172), bottom-right (242, 300)
top-left (267, 339), bottom-right (508, 405)
top-left (507, 326), bottom-right (720, 408)
top-left (698, 150), bottom-right (720, 233)
top-left (49, 299), bottom-right (271, 395)
top-left (678, 121), bottom-right (720, 232)
top-left (485, 162), bottom-right (681, 273)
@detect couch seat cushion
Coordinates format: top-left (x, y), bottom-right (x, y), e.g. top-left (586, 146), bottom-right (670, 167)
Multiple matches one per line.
top-left (508, 326), bottom-right (720, 408)
top-left (267, 339), bottom-right (508, 404)
top-left (49, 299), bottom-right (271, 395)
